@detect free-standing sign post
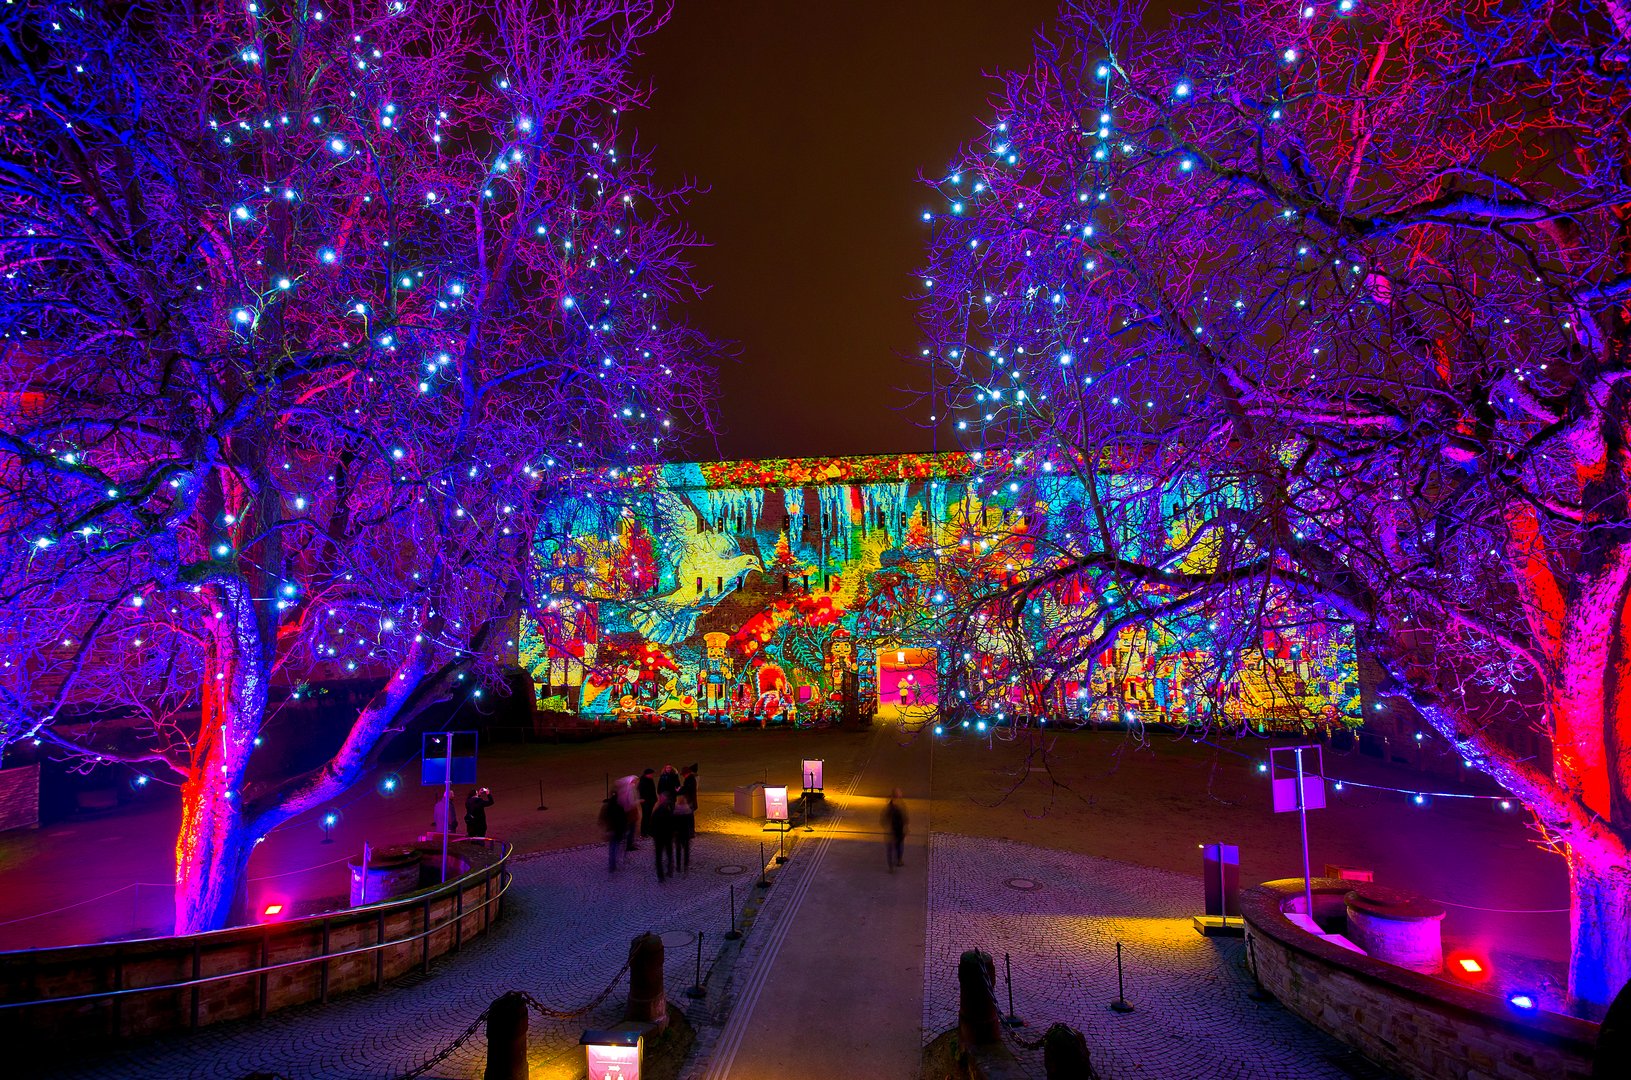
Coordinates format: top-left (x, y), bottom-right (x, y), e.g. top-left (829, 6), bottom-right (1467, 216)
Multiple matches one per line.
top-left (801, 759), bottom-right (824, 795)
top-left (764, 785), bottom-right (790, 863)
top-left (424, 731), bottom-right (479, 883)
top-left (1269, 744), bottom-right (1325, 920)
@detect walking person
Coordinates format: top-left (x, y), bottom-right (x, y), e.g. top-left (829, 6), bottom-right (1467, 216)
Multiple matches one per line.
top-left (617, 775), bottom-right (642, 851)
top-left (650, 793), bottom-right (676, 882)
top-left (680, 764), bottom-right (699, 831)
top-left (463, 786), bottom-right (494, 838)
top-left (673, 789), bottom-right (695, 874)
top-left (883, 788), bottom-right (908, 870)
top-left (658, 763), bottom-right (680, 802)
top-left (600, 793), bottom-right (625, 872)
top-left (432, 789), bottom-right (459, 837)
top-left (637, 768), bottom-right (658, 838)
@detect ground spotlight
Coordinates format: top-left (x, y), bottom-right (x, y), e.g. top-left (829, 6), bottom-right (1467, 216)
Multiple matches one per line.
top-left (1507, 991), bottom-right (1538, 1011)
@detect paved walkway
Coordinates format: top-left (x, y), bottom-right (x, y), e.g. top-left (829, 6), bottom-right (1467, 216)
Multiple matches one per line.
top-left (924, 834), bottom-right (1393, 1079)
top-left (697, 722), bottom-right (932, 1078)
top-left (45, 818), bottom-right (770, 1080)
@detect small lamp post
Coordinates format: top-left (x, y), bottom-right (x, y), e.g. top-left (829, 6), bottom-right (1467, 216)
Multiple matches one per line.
top-left (582, 1028), bottom-right (643, 1080)
top-left (320, 810), bottom-right (339, 844)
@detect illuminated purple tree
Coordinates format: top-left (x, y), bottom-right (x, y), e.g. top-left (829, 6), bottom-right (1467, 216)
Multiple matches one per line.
top-left (920, 0), bottom-right (1631, 1006)
top-left (0, 0), bottom-right (712, 933)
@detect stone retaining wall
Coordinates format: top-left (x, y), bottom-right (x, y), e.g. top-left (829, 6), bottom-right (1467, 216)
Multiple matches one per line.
top-left (0, 838), bottom-right (509, 1045)
top-left (1241, 878), bottom-right (1596, 1080)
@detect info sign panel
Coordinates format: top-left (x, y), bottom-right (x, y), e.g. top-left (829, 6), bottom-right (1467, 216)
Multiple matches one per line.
top-left (421, 731), bottom-right (479, 786)
top-left (585, 1040), bottom-right (641, 1080)
top-left (801, 759), bottom-right (824, 792)
top-left (764, 785), bottom-right (790, 822)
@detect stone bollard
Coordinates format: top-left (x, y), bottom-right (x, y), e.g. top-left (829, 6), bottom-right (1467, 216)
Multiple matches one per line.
top-left (957, 949), bottom-right (1002, 1051)
top-left (484, 991), bottom-right (529, 1080)
top-left (1042, 1022), bottom-right (1097, 1079)
top-left (626, 931), bottom-right (669, 1033)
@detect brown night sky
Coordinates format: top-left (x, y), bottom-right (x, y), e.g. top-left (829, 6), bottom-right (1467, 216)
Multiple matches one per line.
top-left (630, 0), bottom-right (1062, 462)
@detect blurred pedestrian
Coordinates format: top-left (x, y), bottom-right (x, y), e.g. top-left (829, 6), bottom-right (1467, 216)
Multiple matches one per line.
top-left (600, 793), bottom-right (625, 872)
top-left (617, 775), bottom-right (641, 851)
top-left (883, 788), bottom-right (907, 870)
top-left (650, 793), bottom-right (676, 882)
top-left (680, 764), bottom-right (698, 830)
top-left (673, 789), bottom-right (695, 874)
top-left (637, 768), bottom-right (658, 838)
top-left (658, 763), bottom-right (680, 801)
top-left (463, 786), bottom-right (494, 838)
top-left (432, 789), bottom-right (459, 836)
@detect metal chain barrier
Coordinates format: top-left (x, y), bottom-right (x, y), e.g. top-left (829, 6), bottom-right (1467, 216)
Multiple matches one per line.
top-left (390, 1003), bottom-right (494, 1080)
top-left (521, 959), bottom-right (631, 1020)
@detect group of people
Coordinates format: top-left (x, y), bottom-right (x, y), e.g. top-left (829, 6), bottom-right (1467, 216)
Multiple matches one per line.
top-left (432, 786), bottom-right (495, 838)
top-left (601, 763), bottom-right (699, 881)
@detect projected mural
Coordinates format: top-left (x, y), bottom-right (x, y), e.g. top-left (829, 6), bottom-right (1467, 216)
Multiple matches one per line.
top-left (517, 454), bottom-right (1360, 729)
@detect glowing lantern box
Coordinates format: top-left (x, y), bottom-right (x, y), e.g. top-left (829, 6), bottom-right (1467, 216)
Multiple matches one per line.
top-left (764, 785), bottom-right (789, 822)
top-left (801, 759), bottom-right (824, 795)
top-left (582, 1028), bottom-right (643, 1080)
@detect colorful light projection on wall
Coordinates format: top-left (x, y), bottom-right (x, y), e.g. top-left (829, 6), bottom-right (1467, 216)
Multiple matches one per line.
top-left (518, 454), bottom-right (1360, 729)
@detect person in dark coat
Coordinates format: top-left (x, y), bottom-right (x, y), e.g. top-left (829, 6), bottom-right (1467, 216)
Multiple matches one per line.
top-left (658, 764), bottom-right (680, 801)
top-left (679, 764), bottom-right (698, 829)
top-left (650, 794), bottom-right (676, 882)
top-left (463, 787), bottom-right (494, 838)
top-left (637, 769), bottom-right (658, 838)
top-left (673, 789), bottom-right (696, 874)
top-left (883, 788), bottom-right (908, 870)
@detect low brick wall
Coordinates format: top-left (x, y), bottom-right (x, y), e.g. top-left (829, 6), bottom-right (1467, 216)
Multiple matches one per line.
top-left (1241, 878), bottom-right (1597, 1080)
top-left (0, 838), bottom-right (509, 1044)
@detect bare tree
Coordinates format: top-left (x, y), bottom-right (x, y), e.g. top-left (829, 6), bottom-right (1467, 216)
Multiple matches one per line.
top-left (0, 0), bottom-right (713, 933)
top-left (919, 0), bottom-right (1631, 1007)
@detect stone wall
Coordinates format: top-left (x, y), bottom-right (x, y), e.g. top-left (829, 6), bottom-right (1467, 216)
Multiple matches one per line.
top-left (0, 838), bottom-right (509, 1044)
top-left (1241, 878), bottom-right (1597, 1080)
top-left (0, 764), bottom-right (39, 832)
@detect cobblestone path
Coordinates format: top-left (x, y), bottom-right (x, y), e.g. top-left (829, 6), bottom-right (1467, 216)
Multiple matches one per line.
top-left (47, 824), bottom-right (767, 1080)
top-left (923, 833), bottom-right (1394, 1080)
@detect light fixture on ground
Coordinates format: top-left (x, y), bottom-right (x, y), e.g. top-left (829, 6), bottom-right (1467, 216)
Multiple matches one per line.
top-left (582, 1028), bottom-right (643, 1079)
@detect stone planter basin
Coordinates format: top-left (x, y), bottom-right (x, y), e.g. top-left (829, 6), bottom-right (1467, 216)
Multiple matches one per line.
top-left (1345, 884), bottom-right (1446, 974)
top-left (349, 845), bottom-right (424, 906)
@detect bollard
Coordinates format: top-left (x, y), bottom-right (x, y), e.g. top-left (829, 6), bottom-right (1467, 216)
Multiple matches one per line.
top-left (686, 931), bottom-right (706, 999)
top-left (1110, 941), bottom-right (1135, 1013)
top-left (1041, 1022), bottom-right (1096, 1079)
top-left (536, 778), bottom-right (548, 811)
top-left (484, 991), bottom-right (529, 1080)
top-left (725, 885), bottom-right (742, 940)
top-left (625, 932), bottom-right (668, 1033)
top-left (1002, 951), bottom-right (1024, 1027)
top-left (957, 949), bottom-right (1003, 1050)
top-left (757, 842), bottom-right (770, 887)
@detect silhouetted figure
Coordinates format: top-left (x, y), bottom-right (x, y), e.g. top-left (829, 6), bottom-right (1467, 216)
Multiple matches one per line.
top-left (600, 794), bottom-right (625, 872)
top-left (637, 768), bottom-right (658, 838)
top-left (650, 794), bottom-right (676, 882)
top-left (883, 788), bottom-right (907, 870)
top-left (463, 787), bottom-right (494, 838)
top-left (673, 791), bottom-right (695, 874)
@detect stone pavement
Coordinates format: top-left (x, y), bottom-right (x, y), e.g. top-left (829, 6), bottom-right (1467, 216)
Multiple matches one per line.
top-left (44, 818), bottom-right (770, 1080)
top-left (693, 721), bottom-right (932, 1079)
top-left (923, 833), bottom-right (1394, 1079)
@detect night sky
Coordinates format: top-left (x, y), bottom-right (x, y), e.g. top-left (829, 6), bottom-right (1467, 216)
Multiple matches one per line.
top-left (631, 0), bottom-right (1062, 462)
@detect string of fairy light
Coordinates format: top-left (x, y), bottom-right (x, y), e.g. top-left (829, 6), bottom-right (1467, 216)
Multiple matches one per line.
top-left (5, 2), bottom-right (697, 747)
top-left (909, 0), bottom-right (1575, 727)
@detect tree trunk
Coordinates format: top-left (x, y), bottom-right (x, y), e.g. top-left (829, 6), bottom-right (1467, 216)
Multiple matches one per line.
top-left (173, 774), bottom-right (256, 934)
top-left (1567, 835), bottom-right (1631, 1011)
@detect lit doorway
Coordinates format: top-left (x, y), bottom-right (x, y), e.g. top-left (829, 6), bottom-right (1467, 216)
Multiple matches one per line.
top-left (877, 647), bottom-right (938, 721)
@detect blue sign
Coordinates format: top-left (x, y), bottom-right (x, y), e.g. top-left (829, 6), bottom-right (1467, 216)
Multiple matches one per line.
top-left (421, 731), bottom-right (479, 786)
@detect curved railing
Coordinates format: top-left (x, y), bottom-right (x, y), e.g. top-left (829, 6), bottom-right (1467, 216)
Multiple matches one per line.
top-left (0, 837), bottom-right (512, 1042)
